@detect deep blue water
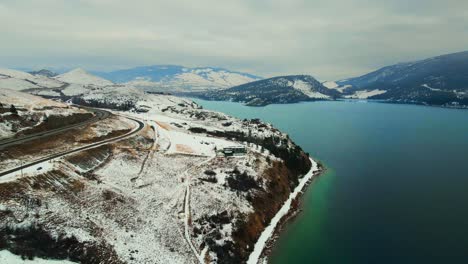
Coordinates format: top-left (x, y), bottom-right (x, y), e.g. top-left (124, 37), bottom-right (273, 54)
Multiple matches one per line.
top-left (193, 99), bottom-right (468, 264)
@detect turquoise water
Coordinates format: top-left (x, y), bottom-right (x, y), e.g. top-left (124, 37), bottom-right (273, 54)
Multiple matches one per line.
top-left (193, 99), bottom-right (468, 263)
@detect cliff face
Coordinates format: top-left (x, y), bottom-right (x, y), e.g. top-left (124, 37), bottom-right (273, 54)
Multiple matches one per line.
top-left (232, 154), bottom-right (311, 263)
top-left (0, 91), bottom-right (313, 263)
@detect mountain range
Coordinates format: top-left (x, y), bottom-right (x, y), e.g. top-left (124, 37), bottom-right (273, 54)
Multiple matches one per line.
top-left (195, 51), bottom-right (468, 107)
top-left (92, 65), bottom-right (261, 93)
top-left (335, 51), bottom-right (468, 106)
top-left (2, 50), bottom-right (467, 108)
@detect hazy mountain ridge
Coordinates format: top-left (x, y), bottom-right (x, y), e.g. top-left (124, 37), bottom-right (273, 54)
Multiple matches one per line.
top-left (92, 65), bottom-right (262, 93)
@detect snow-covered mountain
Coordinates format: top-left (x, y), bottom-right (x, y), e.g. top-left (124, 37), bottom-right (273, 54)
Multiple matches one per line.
top-left (93, 65), bottom-right (262, 92)
top-left (0, 67), bottom-right (121, 99)
top-left (335, 51), bottom-right (468, 106)
top-left (199, 75), bottom-right (340, 106)
top-left (0, 68), bottom-right (64, 91)
top-left (55, 68), bottom-right (114, 86)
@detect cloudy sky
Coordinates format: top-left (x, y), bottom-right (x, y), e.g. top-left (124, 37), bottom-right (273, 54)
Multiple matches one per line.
top-left (1, 0), bottom-right (467, 80)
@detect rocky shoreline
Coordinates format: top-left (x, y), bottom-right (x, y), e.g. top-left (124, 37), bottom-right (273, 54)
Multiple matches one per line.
top-left (246, 158), bottom-right (324, 264)
top-left (259, 161), bottom-right (324, 263)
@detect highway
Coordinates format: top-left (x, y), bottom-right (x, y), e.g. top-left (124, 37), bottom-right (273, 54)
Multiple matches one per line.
top-left (0, 107), bottom-right (110, 150)
top-left (0, 112), bottom-right (145, 177)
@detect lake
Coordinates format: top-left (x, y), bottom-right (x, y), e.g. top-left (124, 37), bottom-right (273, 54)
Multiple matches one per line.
top-left (192, 99), bottom-right (468, 264)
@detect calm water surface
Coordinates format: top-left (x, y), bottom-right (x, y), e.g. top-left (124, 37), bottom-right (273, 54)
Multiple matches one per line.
top-left (193, 99), bottom-right (468, 264)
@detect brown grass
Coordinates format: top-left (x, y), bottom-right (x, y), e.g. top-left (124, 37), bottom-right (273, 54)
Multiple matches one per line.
top-left (0, 130), bottom-right (78, 160)
top-left (155, 121), bottom-right (171, 131)
top-left (69, 179), bottom-right (85, 193)
top-left (175, 144), bottom-right (195, 154)
top-left (65, 145), bottom-right (111, 165)
top-left (77, 129), bottom-right (131, 144)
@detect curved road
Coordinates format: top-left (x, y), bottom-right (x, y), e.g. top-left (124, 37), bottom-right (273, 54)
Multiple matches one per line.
top-left (0, 113), bottom-right (145, 177)
top-left (0, 107), bottom-right (110, 150)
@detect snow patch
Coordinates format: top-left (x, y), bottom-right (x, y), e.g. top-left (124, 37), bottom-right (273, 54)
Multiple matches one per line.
top-left (293, 80), bottom-right (330, 99)
top-left (345, 89), bottom-right (387, 99)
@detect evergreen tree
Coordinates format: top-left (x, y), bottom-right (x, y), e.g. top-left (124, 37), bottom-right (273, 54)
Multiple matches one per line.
top-left (10, 104), bottom-right (18, 115)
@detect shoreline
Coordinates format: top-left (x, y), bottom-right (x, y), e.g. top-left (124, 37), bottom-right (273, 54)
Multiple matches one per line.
top-left (191, 97), bottom-right (468, 110)
top-left (260, 161), bottom-right (325, 263)
top-left (246, 157), bottom-right (324, 264)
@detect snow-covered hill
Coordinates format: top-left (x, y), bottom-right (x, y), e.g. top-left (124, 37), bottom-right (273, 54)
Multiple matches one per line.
top-left (55, 68), bottom-right (114, 86)
top-left (0, 68), bottom-right (64, 91)
top-left (200, 75), bottom-right (340, 106)
top-left (0, 89), bottom-right (87, 139)
top-left (93, 65), bottom-right (261, 92)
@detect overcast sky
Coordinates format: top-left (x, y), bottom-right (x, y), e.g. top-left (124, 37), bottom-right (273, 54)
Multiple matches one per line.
top-left (1, 0), bottom-right (467, 80)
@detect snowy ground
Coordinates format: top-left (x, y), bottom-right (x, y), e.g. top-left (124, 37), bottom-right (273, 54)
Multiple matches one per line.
top-left (0, 89), bottom-right (87, 139)
top-left (1, 86), bottom-right (314, 263)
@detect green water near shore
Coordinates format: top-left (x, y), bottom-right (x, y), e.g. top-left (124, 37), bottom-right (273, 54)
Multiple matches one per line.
top-left (193, 99), bottom-right (468, 263)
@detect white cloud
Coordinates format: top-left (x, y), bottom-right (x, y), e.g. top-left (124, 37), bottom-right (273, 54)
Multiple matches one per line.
top-left (0, 0), bottom-right (467, 80)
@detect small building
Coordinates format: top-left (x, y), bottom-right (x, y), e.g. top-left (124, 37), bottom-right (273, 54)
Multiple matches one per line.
top-left (222, 146), bottom-right (247, 156)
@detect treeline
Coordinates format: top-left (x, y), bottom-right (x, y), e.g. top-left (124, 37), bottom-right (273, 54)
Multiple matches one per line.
top-left (0, 103), bottom-right (19, 115)
top-left (72, 97), bottom-right (135, 111)
top-left (189, 125), bottom-right (311, 182)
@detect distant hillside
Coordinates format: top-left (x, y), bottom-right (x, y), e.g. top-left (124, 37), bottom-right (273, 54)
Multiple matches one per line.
top-left (55, 68), bottom-right (114, 86)
top-left (92, 65), bottom-right (261, 92)
top-left (29, 69), bottom-right (58, 78)
top-left (198, 75), bottom-right (340, 106)
top-left (337, 51), bottom-right (468, 107)
top-left (0, 68), bottom-right (64, 91)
